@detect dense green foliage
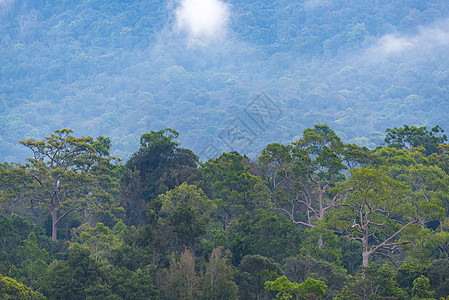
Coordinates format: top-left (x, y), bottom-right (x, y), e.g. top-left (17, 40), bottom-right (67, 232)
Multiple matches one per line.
top-left (2, 1), bottom-right (449, 298)
top-left (1, 125), bottom-right (449, 299)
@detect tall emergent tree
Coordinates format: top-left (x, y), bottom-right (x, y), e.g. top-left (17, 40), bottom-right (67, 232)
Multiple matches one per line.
top-left (259, 124), bottom-right (348, 228)
top-left (330, 167), bottom-right (444, 266)
top-left (0, 129), bottom-right (116, 240)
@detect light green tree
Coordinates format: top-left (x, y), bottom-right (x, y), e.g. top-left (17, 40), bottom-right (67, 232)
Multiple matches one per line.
top-left (72, 222), bottom-right (123, 262)
top-left (412, 276), bottom-right (435, 300)
top-left (158, 182), bottom-right (216, 220)
top-left (0, 129), bottom-right (118, 240)
top-left (329, 167), bottom-right (443, 266)
top-left (0, 273), bottom-right (45, 299)
top-left (259, 124), bottom-right (363, 229)
top-left (264, 275), bottom-right (327, 300)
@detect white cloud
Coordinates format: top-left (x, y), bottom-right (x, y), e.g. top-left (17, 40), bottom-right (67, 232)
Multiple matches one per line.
top-left (174, 0), bottom-right (231, 42)
top-left (374, 34), bottom-right (414, 55)
top-left (368, 19), bottom-right (449, 59)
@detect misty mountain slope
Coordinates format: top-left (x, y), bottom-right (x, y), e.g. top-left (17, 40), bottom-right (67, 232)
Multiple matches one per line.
top-left (1, 0), bottom-right (449, 162)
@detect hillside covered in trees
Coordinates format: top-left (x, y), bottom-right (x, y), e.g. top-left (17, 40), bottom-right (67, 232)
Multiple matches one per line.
top-left (1, 0), bottom-right (449, 162)
top-left (1, 124), bottom-right (449, 299)
top-left (2, 0), bottom-right (449, 298)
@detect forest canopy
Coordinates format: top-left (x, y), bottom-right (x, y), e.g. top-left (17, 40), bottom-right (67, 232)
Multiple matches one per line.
top-left (2, 0), bottom-right (449, 298)
top-left (1, 125), bottom-right (449, 299)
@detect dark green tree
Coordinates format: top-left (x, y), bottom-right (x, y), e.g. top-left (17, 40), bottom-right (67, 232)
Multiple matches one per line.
top-left (428, 259), bottom-right (449, 298)
top-left (121, 128), bottom-right (198, 226)
top-left (199, 152), bottom-right (266, 230)
top-left (335, 264), bottom-right (407, 300)
top-left (338, 238), bottom-right (363, 275)
top-left (106, 265), bottom-right (158, 299)
top-left (164, 202), bottom-right (209, 253)
top-left (18, 232), bottom-right (49, 290)
top-left (108, 228), bottom-right (155, 271)
top-left (301, 223), bottom-right (343, 266)
top-left (384, 125), bottom-right (447, 156)
top-left (283, 255), bottom-right (347, 299)
top-left (395, 261), bottom-right (429, 296)
top-left (224, 210), bottom-right (304, 265)
top-left (0, 215), bottom-right (34, 266)
top-left (237, 254), bottom-right (282, 300)
top-left (40, 243), bottom-right (109, 299)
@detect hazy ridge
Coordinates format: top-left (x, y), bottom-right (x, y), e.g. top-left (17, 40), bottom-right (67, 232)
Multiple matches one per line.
top-left (1, 0), bottom-right (449, 161)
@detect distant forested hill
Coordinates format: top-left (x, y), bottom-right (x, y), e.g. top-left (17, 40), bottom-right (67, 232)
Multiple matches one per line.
top-left (1, 0), bottom-right (449, 162)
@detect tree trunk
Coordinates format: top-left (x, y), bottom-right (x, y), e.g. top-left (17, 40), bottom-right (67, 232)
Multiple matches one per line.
top-left (51, 209), bottom-right (58, 241)
top-left (361, 221), bottom-right (370, 283)
top-left (362, 250), bottom-right (370, 267)
top-left (362, 230), bottom-right (370, 279)
top-left (362, 216), bottom-right (370, 267)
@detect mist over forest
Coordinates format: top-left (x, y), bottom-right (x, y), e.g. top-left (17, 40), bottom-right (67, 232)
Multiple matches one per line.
top-left (1, 0), bottom-right (449, 161)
